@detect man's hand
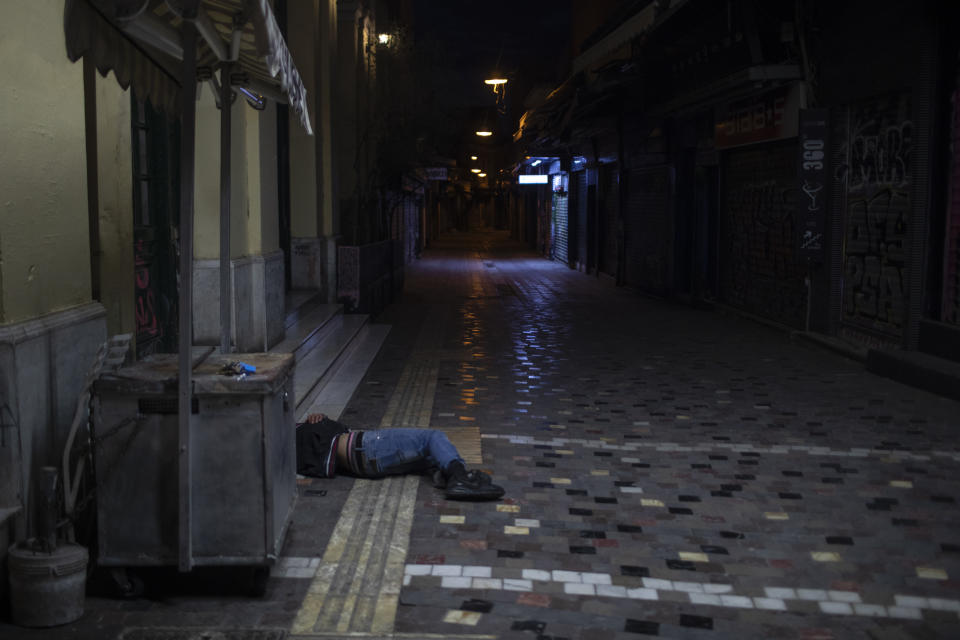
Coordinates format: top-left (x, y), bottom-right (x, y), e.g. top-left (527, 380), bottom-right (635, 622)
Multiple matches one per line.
top-left (306, 413), bottom-right (326, 423)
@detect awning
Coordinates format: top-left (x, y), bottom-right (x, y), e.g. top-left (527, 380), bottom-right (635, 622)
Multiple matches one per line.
top-left (64, 0), bottom-right (312, 134)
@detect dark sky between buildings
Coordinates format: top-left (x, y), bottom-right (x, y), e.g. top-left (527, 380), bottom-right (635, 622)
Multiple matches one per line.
top-left (411, 0), bottom-right (573, 127)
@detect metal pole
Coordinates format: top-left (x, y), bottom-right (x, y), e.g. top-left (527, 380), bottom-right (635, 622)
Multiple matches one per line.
top-left (178, 14), bottom-right (198, 573)
top-left (220, 61), bottom-right (232, 354)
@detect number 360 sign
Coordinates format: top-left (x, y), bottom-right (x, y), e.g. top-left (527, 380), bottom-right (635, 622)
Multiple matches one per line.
top-left (797, 109), bottom-right (828, 262)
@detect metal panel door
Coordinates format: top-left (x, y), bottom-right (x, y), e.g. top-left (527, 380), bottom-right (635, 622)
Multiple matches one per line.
top-left (720, 141), bottom-right (805, 327)
top-left (624, 166), bottom-right (673, 294)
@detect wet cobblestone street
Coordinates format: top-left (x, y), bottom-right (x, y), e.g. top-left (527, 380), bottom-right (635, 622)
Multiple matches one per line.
top-left (4, 229), bottom-right (959, 640)
top-left (349, 230), bottom-right (960, 639)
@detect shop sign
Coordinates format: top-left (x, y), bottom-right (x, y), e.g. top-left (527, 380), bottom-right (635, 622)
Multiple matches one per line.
top-left (797, 108), bottom-right (828, 262)
top-left (715, 84), bottom-right (800, 149)
top-left (424, 167), bottom-right (448, 180)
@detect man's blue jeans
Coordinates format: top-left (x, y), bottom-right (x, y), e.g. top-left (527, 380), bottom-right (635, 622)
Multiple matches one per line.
top-left (355, 429), bottom-right (464, 478)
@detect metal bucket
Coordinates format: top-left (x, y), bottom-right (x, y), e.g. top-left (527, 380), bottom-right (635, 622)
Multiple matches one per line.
top-left (7, 542), bottom-right (88, 627)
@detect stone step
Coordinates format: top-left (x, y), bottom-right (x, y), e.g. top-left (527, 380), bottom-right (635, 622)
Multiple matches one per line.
top-left (273, 290), bottom-right (390, 422)
top-left (866, 348), bottom-right (960, 402)
top-left (273, 301), bottom-right (344, 362)
top-left (296, 323), bottom-right (391, 422)
top-left (287, 314), bottom-right (370, 412)
top-left (284, 290), bottom-right (323, 330)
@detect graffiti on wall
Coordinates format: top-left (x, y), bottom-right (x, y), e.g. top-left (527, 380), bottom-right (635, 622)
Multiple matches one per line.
top-left (134, 238), bottom-right (160, 347)
top-left (838, 92), bottom-right (912, 338)
top-left (721, 145), bottom-right (805, 327)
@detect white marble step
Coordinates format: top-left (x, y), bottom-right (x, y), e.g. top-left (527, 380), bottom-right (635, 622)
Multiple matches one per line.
top-left (289, 314), bottom-right (369, 409)
top-left (283, 290), bottom-right (321, 328)
top-left (296, 323), bottom-right (391, 421)
top-left (272, 302), bottom-right (343, 361)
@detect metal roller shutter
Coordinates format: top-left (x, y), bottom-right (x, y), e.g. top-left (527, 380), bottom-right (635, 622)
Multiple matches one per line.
top-left (838, 91), bottom-right (912, 341)
top-left (600, 165), bottom-right (619, 278)
top-left (553, 185), bottom-right (569, 265)
top-left (574, 171), bottom-right (587, 269)
top-left (720, 141), bottom-right (805, 327)
top-left (624, 166), bottom-right (673, 294)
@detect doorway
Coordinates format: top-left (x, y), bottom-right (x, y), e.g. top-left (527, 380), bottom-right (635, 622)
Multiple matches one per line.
top-left (131, 94), bottom-right (180, 358)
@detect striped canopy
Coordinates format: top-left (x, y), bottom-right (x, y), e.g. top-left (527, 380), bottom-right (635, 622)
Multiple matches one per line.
top-left (65, 0), bottom-right (312, 134)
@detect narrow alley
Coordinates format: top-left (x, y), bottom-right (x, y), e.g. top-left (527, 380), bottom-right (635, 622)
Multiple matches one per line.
top-left (4, 2), bottom-right (960, 639)
top-left (9, 230), bottom-right (958, 640)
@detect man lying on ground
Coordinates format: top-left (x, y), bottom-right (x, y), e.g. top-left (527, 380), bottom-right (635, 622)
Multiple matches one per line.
top-left (295, 413), bottom-right (505, 501)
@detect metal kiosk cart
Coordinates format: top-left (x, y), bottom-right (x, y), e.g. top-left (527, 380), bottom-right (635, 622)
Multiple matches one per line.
top-left (92, 351), bottom-right (296, 594)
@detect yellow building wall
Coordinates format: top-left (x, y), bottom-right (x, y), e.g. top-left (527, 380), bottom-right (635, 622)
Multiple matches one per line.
top-left (0, 1), bottom-right (90, 324)
top-left (194, 82), bottom-right (276, 259)
top-left (288, 0), bottom-right (320, 238)
top-left (319, 0), bottom-right (338, 237)
top-left (194, 85), bottom-right (228, 260)
top-left (255, 101), bottom-right (280, 254)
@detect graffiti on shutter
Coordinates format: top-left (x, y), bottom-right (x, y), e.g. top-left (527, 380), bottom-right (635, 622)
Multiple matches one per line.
top-left (720, 142), bottom-right (805, 327)
top-left (837, 91), bottom-right (912, 339)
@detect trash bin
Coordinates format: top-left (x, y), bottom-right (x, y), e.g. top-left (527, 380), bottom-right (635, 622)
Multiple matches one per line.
top-left (91, 352), bottom-right (296, 580)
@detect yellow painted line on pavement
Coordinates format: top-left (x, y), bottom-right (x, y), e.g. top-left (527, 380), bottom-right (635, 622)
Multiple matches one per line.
top-left (293, 313), bottom-right (480, 637)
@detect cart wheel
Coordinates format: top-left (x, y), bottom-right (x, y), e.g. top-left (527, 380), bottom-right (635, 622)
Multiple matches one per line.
top-left (250, 566), bottom-right (270, 597)
top-left (111, 567), bottom-right (145, 599)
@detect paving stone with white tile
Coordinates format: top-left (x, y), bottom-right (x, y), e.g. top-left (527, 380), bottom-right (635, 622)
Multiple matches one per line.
top-left (360, 231), bottom-right (960, 639)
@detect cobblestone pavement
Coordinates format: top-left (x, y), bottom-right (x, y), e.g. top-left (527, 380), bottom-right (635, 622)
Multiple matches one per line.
top-left (344, 231), bottom-right (960, 639)
top-left (4, 229), bottom-right (959, 640)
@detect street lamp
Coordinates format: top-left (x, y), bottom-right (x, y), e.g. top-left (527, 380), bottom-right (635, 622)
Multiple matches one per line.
top-left (475, 130), bottom-right (492, 137)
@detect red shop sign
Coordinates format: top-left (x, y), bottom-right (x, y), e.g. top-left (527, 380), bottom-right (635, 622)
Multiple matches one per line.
top-left (715, 84), bottom-right (801, 150)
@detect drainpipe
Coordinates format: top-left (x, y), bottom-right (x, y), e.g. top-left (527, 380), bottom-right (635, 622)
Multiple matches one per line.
top-left (83, 58), bottom-right (101, 303)
top-left (219, 61), bottom-right (233, 354)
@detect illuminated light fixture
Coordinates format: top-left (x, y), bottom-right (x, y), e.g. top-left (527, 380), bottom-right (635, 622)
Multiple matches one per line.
top-left (530, 159), bottom-right (541, 167)
top-left (478, 173), bottom-right (487, 177)
top-left (470, 155), bottom-right (478, 160)
top-left (475, 130), bottom-right (493, 137)
top-left (518, 175), bottom-right (549, 184)
top-left (378, 33), bottom-right (392, 45)
top-left (470, 168), bottom-right (482, 173)
top-left (484, 77), bottom-right (508, 86)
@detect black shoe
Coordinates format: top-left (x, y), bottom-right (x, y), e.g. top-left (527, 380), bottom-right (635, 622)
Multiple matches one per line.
top-left (430, 466), bottom-right (485, 489)
top-left (445, 473), bottom-right (505, 501)
top-left (465, 469), bottom-right (493, 485)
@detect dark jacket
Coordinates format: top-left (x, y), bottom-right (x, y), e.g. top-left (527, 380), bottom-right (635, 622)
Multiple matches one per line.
top-left (295, 417), bottom-right (348, 478)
